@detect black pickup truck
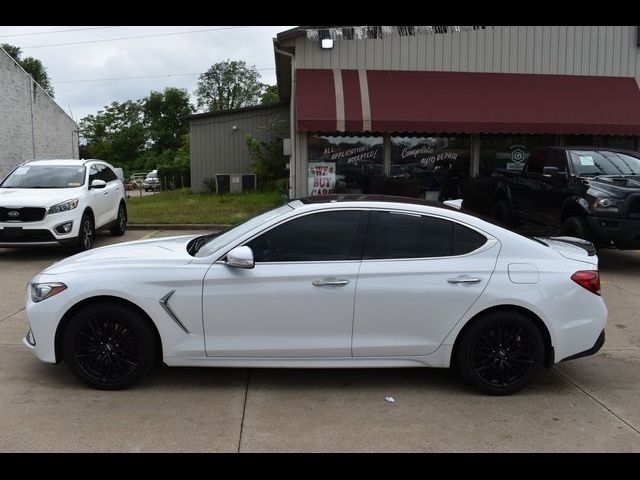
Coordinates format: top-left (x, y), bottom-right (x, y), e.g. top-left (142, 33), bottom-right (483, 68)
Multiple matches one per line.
top-left (491, 146), bottom-right (640, 249)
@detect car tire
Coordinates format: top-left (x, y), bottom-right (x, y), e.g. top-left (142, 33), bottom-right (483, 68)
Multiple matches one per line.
top-left (492, 200), bottom-right (516, 227)
top-left (62, 302), bottom-right (156, 390)
top-left (457, 311), bottom-right (544, 395)
top-left (110, 203), bottom-right (127, 236)
top-left (562, 216), bottom-right (596, 244)
top-left (73, 213), bottom-right (95, 253)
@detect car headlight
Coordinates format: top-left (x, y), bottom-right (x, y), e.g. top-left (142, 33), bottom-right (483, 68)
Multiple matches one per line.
top-left (48, 199), bottom-right (79, 215)
top-left (31, 282), bottom-right (67, 303)
top-left (591, 198), bottom-right (624, 213)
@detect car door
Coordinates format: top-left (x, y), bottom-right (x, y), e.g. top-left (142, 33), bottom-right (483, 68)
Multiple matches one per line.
top-left (352, 210), bottom-right (500, 357)
top-left (514, 150), bottom-right (547, 224)
top-left (534, 150), bottom-right (572, 229)
top-left (99, 165), bottom-right (122, 224)
top-left (201, 209), bottom-right (369, 357)
top-left (87, 164), bottom-right (111, 227)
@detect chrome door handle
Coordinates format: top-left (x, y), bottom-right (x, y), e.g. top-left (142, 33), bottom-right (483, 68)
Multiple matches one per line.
top-left (312, 279), bottom-right (350, 287)
top-left (447, 276), bottom-right (482, 284)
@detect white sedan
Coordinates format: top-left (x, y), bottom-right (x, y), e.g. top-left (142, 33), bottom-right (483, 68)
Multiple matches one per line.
top-left (24, 196), bottom-right (607, 395)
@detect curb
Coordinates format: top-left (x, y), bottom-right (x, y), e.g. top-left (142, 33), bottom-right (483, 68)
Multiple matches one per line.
top-left (128, 224), bottom-right (230, 230)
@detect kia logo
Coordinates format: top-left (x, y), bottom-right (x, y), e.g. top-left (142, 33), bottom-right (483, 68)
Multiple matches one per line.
top-left (7, 211), bottom-right (19, 219)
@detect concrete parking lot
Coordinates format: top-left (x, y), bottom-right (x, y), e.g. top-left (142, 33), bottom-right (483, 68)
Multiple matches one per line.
top-left (1, 231), bottom-right (640, 452)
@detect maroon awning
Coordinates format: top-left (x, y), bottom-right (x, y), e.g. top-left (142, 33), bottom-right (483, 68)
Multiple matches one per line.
top-left (295, 69), bottom-right (640, 135)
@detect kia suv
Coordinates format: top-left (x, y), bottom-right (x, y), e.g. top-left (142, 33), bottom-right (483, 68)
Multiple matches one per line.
top-left (0, 159), bottom-right (127, 251)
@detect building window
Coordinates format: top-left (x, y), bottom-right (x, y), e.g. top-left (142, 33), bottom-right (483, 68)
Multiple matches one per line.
top-left (307, 134), bottom-right (384, 195)
top-left (479, 134), bottom-right (557, 177)
top-left (390, 135), bottom-right (470, 201)
top-left (565, 135), bottom-right (637, 150)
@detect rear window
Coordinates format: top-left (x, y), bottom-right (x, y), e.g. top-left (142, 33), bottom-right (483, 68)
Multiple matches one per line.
top-left (369, 212), bottom-right (487, 259)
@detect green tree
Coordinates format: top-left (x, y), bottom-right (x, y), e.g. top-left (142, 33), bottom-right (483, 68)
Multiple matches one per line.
top-left (195, 60), bottom-right (265, 112)
top-left (261, 84), bottom-right (280, 105)
top-left (1, 43), bottom-right (55, 97)
top-left (79, 100), bottom-right (146, 170)
top-left (142, 87), bottom-right (194, 153)
top-left (245, 115), bottom-right (288, 185)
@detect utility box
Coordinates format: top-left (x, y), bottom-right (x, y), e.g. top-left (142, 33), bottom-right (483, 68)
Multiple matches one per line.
top-left (230, 174), bottom-right (242, 194)
top-left (215, 174), bottom-right (257, 194)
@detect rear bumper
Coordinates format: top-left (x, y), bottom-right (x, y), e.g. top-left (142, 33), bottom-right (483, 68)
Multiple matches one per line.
top-left (560, 329), bottom-right (605, 362)
top-left (587, 216), bottom-right (640, 249)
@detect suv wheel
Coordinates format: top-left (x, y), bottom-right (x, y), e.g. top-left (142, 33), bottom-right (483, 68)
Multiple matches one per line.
top-left (74, 213), bottom-right (95, 252)
top-left (110, 203), bottom-right (127, 236)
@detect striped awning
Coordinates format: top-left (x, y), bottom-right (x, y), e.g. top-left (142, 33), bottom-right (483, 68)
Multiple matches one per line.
top-left (295, 69), bottom-right (640, 135)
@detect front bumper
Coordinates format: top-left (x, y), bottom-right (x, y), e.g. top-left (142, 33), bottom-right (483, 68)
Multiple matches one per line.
top-left (23, 279), bottom-right (70, 363)
top-left (587, 216), bottom-right (640, 249)
top-left (0, 212), bottom-right (81, 247)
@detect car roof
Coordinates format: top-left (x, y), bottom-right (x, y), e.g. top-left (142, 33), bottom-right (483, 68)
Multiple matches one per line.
top-left (23, 159), bottom-right (113, 167)
top-left (295, 194), bottom-right (460, 212)
top-left (532, 146), bottom-right (640, 156)
top-left (24, 159), bottom-right (86, 166)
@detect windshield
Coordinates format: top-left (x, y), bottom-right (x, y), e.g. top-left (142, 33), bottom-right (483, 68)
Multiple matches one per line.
top-left (569, 150), bottom-right (640, 176)
top-left (1, 165), bottom-right (86, 188)
top-left (193, 204), bottom-right (294, 257)
top-left (147, 172), bottom-right (157, 179)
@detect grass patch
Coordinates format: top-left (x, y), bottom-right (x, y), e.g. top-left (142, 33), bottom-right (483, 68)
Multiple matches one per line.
top-left (127, 189), bottom-right (284, 225)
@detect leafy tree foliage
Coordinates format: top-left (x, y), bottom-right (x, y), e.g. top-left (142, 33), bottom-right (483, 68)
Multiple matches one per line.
top-left (1, 43), bottom-right (55, 97)
top-left (261, 84), bottom-right (280, 105)
top-left (195, 60), bottom-right (265, 112)
top-left (246, 115), bottom-right (288, 185)
top-left (80, 88), bottom-right (194, 177)
top-left (142, 87), bottom-right (193, 153)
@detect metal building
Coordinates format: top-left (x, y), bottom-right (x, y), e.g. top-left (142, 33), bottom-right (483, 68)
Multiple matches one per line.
top-left (189, 26), bottom-right (640, 199)
top-left (186, 102), bottom-right (289, 192)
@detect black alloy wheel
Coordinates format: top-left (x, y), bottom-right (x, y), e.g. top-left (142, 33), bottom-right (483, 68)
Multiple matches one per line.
top-left (63, 303), bottom-right (155, 390)
top-left (457, 311), bottom-right (544, 395)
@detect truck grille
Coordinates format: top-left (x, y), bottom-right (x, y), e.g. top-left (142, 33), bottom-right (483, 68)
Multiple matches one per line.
top-left (0, 207), bottom-right (46, 222)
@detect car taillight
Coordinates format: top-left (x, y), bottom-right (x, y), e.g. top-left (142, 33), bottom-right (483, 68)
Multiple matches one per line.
top-left (571, 270), bottom-right (601, 296)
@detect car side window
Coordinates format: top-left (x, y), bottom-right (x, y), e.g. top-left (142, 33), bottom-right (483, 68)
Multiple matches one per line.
top-left (246, 210), bottom-right (367, 263)
top-left (100, 166), bottom-right (118, 182)
top-left (526, 151), bottom-right (545, 174)
top-left (368, 212), bottom-right (487, 259)
top-left (546, 150), bottom-right (568, 173)
top-left (88, 165), bottom-right (100, 185)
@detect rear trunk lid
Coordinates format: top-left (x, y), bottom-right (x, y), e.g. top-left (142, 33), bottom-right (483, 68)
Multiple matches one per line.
top-left (535, 236), bottom-right (598, 266)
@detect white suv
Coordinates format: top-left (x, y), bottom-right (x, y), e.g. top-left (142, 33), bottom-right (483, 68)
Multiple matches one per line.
top-left (0, 159), bottom-right (127, 251)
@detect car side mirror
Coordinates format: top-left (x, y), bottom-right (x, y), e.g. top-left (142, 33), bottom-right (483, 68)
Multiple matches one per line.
top-left (226, 246), bottom-right (254, 269)
top-left (542, 166), bottom-right (564, 177)
top-left (90, 179), bottom-right (107, 189)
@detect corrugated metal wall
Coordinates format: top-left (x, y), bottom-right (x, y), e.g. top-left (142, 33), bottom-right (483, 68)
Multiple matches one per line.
top-left (287, 26), bottom-right (640, 196)
top-left (189, 104), bottom-right (289, 192)
top-left (293, 26), bottom-right (640, 77)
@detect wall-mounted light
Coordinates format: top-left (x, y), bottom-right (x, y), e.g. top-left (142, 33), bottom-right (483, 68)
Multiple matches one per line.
top-left (232, 125), bottom-right (238, 131)
top-left (321, 38), bottom-right (334, 49)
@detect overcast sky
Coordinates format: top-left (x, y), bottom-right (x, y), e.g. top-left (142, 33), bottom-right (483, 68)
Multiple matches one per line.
top-left (0, 26), bottom-right (295, 122)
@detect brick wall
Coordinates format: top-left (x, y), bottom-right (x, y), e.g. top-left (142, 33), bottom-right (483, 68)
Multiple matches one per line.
top-left (0, 48), bottom-right (79, 179)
